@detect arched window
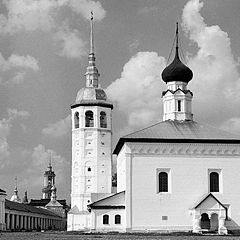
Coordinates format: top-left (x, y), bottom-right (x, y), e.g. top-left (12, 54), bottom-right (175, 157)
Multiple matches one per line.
top-left (87, 167), bottom-right (91, 172)
top-left (210, 172), bottom-right (219, 192)
top-left (103, 215), bottom-right (109, 224)
top-left (159, 172), bottom-right (168, 192)
top-left (100, 111), bottom-right (107, 128)
top-left (115, 215), bottom-right (121, 224)
top-left (74, 112), bottom-right (79, 128)
top-left (85, 111), bottom-right (94, 127)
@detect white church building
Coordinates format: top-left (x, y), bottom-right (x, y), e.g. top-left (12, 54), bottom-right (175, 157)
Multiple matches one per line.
top-left (67, 17), bottom-right (240, 234)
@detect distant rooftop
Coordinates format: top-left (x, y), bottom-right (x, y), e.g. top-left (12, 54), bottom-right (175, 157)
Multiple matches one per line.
top-left (29, 199), bottom-right (68, 208)
top-left (113, 120), bottom-right (240, 154)
top-left (5, 199), bottom-right (63, 218)
top-left (0, 188), bottom-right (6, 194)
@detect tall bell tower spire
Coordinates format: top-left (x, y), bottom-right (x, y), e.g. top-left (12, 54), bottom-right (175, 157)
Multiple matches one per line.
top-left (85, 11), bottom-right (100, 88)
top-left (161, 22), bottom-right (193, 121)
top-left (68, 11), bottom-right (113, 231)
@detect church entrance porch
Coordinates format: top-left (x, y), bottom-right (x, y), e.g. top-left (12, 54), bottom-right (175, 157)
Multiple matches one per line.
top-left (192, 193), bottom-right (228, 235)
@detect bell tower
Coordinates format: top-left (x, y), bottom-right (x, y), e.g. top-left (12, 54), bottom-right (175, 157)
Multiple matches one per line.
top-left (42, 154), bottom-right (56, 199)
top-left (67, 12), bottom-right (113, 231)
top-left (162, 23), bottom-right (193, 121)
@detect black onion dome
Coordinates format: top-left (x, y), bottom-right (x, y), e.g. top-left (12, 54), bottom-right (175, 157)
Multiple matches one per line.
top-left (162, 52), bottom-right (193, 83)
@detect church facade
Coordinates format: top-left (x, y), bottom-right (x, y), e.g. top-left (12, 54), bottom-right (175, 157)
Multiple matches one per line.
top-left (67, 19), bottom-right (240, 234)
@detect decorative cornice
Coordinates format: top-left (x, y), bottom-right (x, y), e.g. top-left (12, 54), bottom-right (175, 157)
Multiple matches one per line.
top-left (127, 142), bottom-right (240, 156)
top-left (113, 137), bottom-right (240, 155)
top-left (162, 88), bottom-right (193, 97)
top-left (71, 101), bottom-right (113, 109)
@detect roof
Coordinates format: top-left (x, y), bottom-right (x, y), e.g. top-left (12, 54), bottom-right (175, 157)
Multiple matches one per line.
top-left (0, 188), bottom-right (6, 194)
top-left (88, 191), bottom-right (125, 209)
top-left (113, 120), bottom-right (240, 155)
top-left (192, 193), bottom-right (226, 210)
top-left (46, 200), bottom-right (63, 208)
top-left (29, 199), bottom-right (67, 208)
top-left (72, 87), bottom-right (113, 109)
top-left (5, 199), bottom-right (62, 218)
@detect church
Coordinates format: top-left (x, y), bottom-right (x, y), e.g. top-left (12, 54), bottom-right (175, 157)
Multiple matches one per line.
top-left (67, 16), bottom-right (240, 234)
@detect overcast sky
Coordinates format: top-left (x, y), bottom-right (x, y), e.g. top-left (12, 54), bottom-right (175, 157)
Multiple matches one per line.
top-left (0, 0), bottom-right (240, 203)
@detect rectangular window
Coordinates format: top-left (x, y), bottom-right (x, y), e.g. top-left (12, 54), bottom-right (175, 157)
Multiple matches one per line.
top-left (177, 100), bottom-right (181, 112)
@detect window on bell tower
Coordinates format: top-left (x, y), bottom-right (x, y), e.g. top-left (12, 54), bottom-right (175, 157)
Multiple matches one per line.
top-left (85, 111), bottom-right (94, 127)
top-left (74, 112), bottom-right (79, 128)
top-left (100, 111), bottom-right (107, 128)
top-left (177, 100), bottom-right (181, 112)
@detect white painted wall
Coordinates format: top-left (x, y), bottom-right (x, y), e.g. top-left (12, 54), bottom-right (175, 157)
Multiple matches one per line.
top-left (68, 104), bottom-right (112, 231)
top-left (91, 209), bottom-right (125, 232)
top-left (163, 81), bottom-right (193, 121)
top-left (0, 192), bottom-right (6, 231)
top-left (118, 142), bottom-right (240, 232)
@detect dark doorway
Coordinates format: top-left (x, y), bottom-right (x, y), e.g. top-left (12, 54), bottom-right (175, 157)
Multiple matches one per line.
top-left (201, 213), bottom-right (210, 230)
top-left (210, 213), bottom-right (219, 231)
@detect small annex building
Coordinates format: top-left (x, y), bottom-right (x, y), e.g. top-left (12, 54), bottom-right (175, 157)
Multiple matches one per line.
top-left (85, 24), bottom-right (240, 234)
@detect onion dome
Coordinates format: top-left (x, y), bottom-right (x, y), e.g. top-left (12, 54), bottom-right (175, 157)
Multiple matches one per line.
top-left (162, 23), bottom-right (193, 83)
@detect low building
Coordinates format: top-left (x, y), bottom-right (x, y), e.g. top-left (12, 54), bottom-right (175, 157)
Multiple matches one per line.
top-left (5, 199), bottom-right (66, 231)
top-left (0, 188), bottom-right (7, 230)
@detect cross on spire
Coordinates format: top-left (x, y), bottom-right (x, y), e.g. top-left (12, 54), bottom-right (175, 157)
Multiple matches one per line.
top-left (90, 11), bottom-right (94, 54)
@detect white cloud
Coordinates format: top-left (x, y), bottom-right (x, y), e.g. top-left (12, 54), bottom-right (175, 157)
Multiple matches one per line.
top-left (182, 0), bottom-right (240, 123)
top-left (0, 0), bottom-right (57, 34)
top-left (0, 108), bottom-right (30, 168)
top-left (54, 27), bottom-right (87, 59)
top-left (0, 0), bottom-right (106, 59)
top-left (0, 0), bottom-right (105, 34)
top-left (106, 52), bottom-right (166, 129)
top-left (0, 53), bottom-right (39, 84)
top-left (42, 115), bottom-right (71, 138)
top-left (61, 0), bottom-right (106, 21)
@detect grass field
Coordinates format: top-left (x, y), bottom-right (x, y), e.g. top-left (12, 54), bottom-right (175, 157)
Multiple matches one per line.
top-left (1, 232), bottom-right (240, 240)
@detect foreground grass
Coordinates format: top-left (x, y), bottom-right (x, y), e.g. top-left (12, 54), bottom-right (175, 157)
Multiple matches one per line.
top-left (1, 232), bottom-right (240, 240)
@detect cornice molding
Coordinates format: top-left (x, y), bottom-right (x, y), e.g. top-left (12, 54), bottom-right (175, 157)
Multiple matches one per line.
top-left (128, 142), bottom-right (240, 156)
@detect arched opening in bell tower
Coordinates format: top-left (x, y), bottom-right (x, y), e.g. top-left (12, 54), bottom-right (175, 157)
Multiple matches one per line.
top-left (85, 111), bottom-right (94, 127)
top-left (74, 112), bottom-right (79, 128)
top-left (100, 111), bottom-right (107, 128)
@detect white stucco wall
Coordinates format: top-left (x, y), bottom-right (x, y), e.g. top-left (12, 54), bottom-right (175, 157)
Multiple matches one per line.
top-left (0, 193), bottom-right (6, 231)
top-left (68, 104), bottom-right (113, 231)
top-left (91, 209), bottom-right (125, 232)
top-left (120, 142), bottom-right (240, 232)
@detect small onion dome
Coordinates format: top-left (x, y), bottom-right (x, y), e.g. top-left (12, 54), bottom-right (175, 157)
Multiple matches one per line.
top-left (162, 51), bottom-right (193, 83)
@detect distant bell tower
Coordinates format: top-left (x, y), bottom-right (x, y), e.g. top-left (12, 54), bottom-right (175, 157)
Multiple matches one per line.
top-left (42, 155), bottom-right (56, 199)
top-left (67, 12), bottom-right (113, 231)
top-left (162, 23), bottom-right (193, 121)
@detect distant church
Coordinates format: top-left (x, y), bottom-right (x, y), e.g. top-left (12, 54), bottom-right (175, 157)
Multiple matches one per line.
top-left (67, 16), bottom-right (240, 235)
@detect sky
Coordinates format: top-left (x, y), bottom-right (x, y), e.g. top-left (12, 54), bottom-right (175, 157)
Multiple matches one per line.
top-left (0, 0), bottom-right (240, 203)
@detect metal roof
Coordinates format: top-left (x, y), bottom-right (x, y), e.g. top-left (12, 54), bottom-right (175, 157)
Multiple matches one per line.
top-left (88, 191), bottom-right (125, 209)
top-left (0, 188), bottom-right (6, 194)
top-left (113, 120), bottom-right (240, 155)
top-left (5, 199), bottom-right (62, 218)
top-left (29, 199), bottom-right (67, 208)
